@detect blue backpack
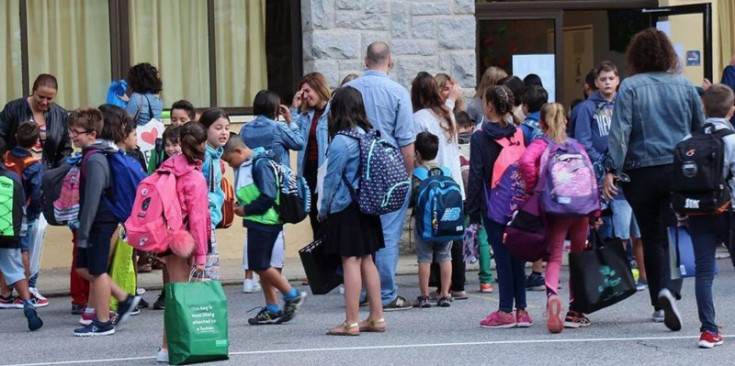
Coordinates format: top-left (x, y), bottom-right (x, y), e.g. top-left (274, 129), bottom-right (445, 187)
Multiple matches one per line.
top-left (84, 149), bottom-right (147, 222)
top-left (413, 166), bottom-right (465, 243)
top-left (338, 129), bottom-right (410, 216)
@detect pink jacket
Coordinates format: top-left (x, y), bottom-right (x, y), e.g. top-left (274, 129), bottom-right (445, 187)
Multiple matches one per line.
top-left (159, 154), bottom-right (211, 265)
top-left (518, 138), bottom-right (589, 194)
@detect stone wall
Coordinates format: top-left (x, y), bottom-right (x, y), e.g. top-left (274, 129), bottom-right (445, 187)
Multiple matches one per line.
top-left (301, 0), bottom-right (477, 90)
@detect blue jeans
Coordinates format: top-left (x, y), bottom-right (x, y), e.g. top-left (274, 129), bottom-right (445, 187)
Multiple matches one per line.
top-left (483, 217), bottom-right (526, 313)
top-left (688, 214), bottom-right (729, 333)
top-left (375, 190), bottom-right (410, 305)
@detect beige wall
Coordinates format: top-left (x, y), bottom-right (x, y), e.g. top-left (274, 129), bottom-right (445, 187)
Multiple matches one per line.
top-left (659, 0), bottom-right (721, 82)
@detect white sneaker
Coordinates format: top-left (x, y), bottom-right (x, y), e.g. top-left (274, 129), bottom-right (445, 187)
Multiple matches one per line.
top-left (652, 309), bottom-right (664, 322)
top-left (29, 287), bottom-right (47, 300)
top-left (242, 279), bottom-right (261, 293)
top-left (156, 347), bottom-right (169, 363)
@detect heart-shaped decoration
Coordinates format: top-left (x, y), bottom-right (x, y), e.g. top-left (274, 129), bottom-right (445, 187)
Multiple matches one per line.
top-left (141, 128), bottom-right (158, 145)
top-left (136, 118), bottom-right (165, 154)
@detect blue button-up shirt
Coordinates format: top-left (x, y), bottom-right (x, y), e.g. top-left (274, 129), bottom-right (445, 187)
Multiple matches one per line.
top-left (348, 70), bottom-right (415, 148)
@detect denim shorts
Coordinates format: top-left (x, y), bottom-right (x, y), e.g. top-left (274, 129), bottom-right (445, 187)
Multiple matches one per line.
top-left (611, 198), bottom-right (641, 239)
top-left (414, 231), bottom-right (451, 264)
top-left (0, 248), bottom-right (25, 286)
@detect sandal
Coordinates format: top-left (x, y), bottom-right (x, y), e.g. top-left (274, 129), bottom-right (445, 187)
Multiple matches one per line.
top-left (327, 322), bottom-right (359, 336)
top-left (358, 318), bottom-right (386, 333)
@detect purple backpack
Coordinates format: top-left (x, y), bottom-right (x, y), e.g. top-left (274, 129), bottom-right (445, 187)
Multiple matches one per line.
top-left (539, 138), bottom-right (599, 217)
top-left (504, 191), bottom-right (548, 263)
top-left (485, 162), bottom-right (529, 225)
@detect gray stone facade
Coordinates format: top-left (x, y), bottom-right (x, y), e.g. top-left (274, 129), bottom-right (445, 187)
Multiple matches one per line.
top-left (301, 0), bottom-right (477, 91)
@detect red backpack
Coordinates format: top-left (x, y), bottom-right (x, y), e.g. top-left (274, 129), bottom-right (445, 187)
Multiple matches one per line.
top-left (124, 168), bottom-right (193, 257)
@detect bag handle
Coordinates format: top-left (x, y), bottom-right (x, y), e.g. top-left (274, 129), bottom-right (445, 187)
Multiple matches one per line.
top-left (189, 268), bottom-right (206, 283)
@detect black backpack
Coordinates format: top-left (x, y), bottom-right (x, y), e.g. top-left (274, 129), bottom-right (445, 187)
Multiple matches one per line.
top-left (672, 123), bottom-right (735, 215)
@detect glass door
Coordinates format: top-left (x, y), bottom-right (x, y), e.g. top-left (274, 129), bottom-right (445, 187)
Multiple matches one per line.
top-left (475, 9), bottom-right (563, 102)
top-left (642, 3), bottom-right (713, 85)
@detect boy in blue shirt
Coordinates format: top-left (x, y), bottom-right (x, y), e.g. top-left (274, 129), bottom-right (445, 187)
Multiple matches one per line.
top-left (410, 132), bottom-right (453, 308)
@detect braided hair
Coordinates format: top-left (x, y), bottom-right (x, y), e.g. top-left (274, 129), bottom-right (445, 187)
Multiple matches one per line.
top-left (483, 85), bottom-right (515, 126)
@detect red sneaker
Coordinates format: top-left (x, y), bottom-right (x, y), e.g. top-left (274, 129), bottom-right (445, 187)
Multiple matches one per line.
top-left (516, 310), bottom-right (533, 328)
top-left (0, 294), bottom-right (21, 309)
top-left (698, 331), bottom-right (724, 349)
top-left (480, 310), bottom-right (517, 329)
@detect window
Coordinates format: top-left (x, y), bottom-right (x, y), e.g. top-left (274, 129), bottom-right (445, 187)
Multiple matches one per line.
top-left (129, 0), bottom-right (210, 108)
top-left (27, 0), bottom-right (111, 109)
top-left (1, 0), bottom-right (23, 104)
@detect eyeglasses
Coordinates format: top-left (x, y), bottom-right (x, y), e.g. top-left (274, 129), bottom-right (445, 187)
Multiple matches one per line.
top-left (68, 129), bottom-right (91, 137)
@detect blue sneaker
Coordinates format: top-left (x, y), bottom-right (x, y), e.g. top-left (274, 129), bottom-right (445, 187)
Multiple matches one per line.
top-left (74, 319), bottom-right (115, 337)
top-left (115, 294), bottom-right (141, 326)
top-left (23, 303), bottom-right (43, 331)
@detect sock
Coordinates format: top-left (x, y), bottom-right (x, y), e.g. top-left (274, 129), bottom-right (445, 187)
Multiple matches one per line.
top-left (283, 288), bottom-right (299, 301)
top-left (23, 299), bottom-right (34, 308)
top-left (266, 304), bottom-right (280, 313)
top-left (84, 307), bottom-right (96, 315)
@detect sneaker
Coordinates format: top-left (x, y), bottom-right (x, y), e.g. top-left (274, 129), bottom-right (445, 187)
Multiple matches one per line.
top-left (153, 292), bottom-right (165, 310)
top-left (79, 311), bottom-right (118, 326)
top-left (698, 331), bottom-right (724, 349)
top-left (130, 306), bottom-right (141, 316)
top-left (74, 318), bottom-right (115, 337)
top-left (138, 298), bottom-right (149, 309)
top-left (480, 283), bottom-right (494, 293)
top-left (652, 309), bottom-right (665, 323)
top-left (247, 307), bottom-right (283, 325)
top-left (414, 296), bottom-right (431, 308)
top-left (546, 295), bottom-right (564, 334)
top-left (383, 295), bottom-right (413, 312)
top-left (636, 280), bottom-right (648, 291)
top-left (437, 296), bottom-right (452, 307)
top-left (23, 303), bottom-right (43, 331)
top-left (156, 347), bottom-right (169, 363)
top-left (243, 278), bottom-right (261, 293)
top-left (516, 310), bottom-right (533, 328)
top-left (15, 296), bottom-right (48, 308)
top-left (116, 294), bottom-right (142, 326)
top-left (564, 311), bottom-right (591, 328)
top-left (480, 310), bottom-right (517, 329)
top-left (526, 272), bottom-right (545, 291)
top-left (451, 291), bottom-right (468, 300)
top-left (71, 303), bottom-right (86, 315)
top-left (280, 291), bottom-right (307, 323)
top-left (657, 289), bottom-right (682, 331)
top-left (0, 294), bottom-right (21, 309)
top-left (29, 288), bottom-right (49, 306)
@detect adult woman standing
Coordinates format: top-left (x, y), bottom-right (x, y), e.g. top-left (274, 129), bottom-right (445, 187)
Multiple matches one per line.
top-left (122, 63), bottom-right (164, 126)
top-left (319, 86), bottom-right (384, 336)
top-left (292, 72), bottom-right (331, 239)
top-left (604, 28), bottom-right (704, 332)
top-left (467, 67), bottom-right (508, 125)
top-left (0, 74), bottom-right (72, 169)
top-left (411, 71), bottom-right (466, 299)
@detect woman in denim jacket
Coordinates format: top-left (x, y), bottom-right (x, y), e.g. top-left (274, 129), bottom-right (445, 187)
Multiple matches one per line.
top-left (604, 28), bottom-right (705, 332)
top-left (122, 63), bottom-right (164, 126)
top-left (318, 86), bottom-right (385, 336)
top-left (292, 72), bottom-right (331, 238)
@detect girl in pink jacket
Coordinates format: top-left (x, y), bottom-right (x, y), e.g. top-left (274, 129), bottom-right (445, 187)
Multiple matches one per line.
top-left (518, 103), bottom-right (595, 334)
top-left (156, 121), bottom-right (211, 362)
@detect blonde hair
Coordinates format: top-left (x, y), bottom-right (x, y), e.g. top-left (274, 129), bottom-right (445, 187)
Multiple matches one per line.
top-left (435, 73), bottom-right (464, 111)
top-left (474, 66), bottom-right (508, 98)
top-left (540, 103), bottom-right (567, 144)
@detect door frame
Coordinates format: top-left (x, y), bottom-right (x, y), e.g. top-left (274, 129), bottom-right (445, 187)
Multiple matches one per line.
top-left (642, 3), bottom-right (713, 81)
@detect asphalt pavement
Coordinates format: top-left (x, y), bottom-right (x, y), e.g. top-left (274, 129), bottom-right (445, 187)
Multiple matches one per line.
top-left (3, 260), bottom-right (735, 366)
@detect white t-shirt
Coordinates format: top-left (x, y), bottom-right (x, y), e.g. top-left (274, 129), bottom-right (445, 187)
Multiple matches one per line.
top-left (413, 108), bottom-right (466, 199)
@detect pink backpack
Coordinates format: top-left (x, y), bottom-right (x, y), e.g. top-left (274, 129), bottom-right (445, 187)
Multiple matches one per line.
top-left (53, 166), bottom-right (81, 224)
top-left (490, 127), bottom-right (526, 188)
top-left (125, 169), bottom-right (191, 256)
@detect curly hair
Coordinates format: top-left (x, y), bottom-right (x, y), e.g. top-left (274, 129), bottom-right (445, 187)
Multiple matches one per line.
top-left (127, 63), bottom-right (163, 94)
top-left (625, 28), bottom-right (679, 75)
top-left (483, 85), bottom-right (515, 126)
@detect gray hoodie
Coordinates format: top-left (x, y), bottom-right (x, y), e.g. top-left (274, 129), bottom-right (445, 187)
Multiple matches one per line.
top-left (77, 140), bottom-right (118, 249)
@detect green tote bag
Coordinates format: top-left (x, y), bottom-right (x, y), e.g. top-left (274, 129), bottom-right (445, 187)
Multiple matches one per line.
top-left (164, 280), bottom-right (229, 365)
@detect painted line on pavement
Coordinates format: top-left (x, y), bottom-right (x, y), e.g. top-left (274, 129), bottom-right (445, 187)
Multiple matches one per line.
top-left (5, 334), bottom-right (728, 366)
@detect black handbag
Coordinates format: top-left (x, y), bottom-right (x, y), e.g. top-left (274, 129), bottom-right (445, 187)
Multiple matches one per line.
top-left (568, 232), bottom-right (636, 314)
top-left (298, 236), bottom-right (342, 295)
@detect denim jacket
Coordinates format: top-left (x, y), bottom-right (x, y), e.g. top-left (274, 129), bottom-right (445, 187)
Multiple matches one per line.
top-left (318, 127), bottom-right (363, 218)
top-left (294, 104), bottom-right (330, 176)
top-left (239, 115), bottom-right (304, 167)
top-left (607, 72), bottom-right (704, 172)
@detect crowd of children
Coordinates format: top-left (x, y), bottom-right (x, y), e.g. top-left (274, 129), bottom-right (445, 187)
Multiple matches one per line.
top-left (0, 29), bottom-right (733, 355)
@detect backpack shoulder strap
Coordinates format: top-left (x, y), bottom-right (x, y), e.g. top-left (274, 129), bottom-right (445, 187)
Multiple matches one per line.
top-left (412, 165), bottom-right (428, 181)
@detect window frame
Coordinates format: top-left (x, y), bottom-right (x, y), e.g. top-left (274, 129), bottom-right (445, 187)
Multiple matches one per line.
top-left (16, 0), bottom-right (302, 113)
